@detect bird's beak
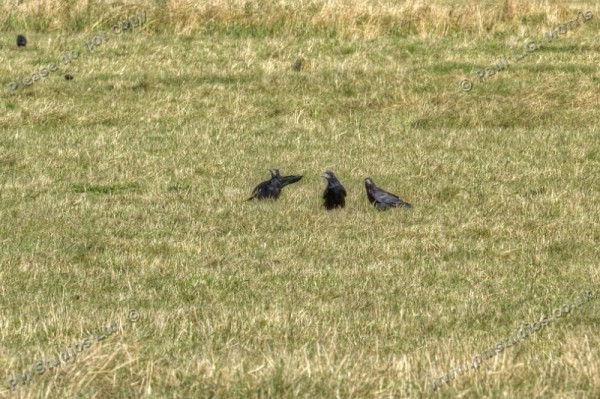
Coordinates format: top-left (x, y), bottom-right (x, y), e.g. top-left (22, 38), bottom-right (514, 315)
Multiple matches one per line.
top-left (321, 173), bottom-right (328, 179)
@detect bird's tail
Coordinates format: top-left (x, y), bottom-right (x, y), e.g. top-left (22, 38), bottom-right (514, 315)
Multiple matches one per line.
top-left (399, 200), bottom-right (413, 208)
top-left (279, 175), bottom-right (303, 188)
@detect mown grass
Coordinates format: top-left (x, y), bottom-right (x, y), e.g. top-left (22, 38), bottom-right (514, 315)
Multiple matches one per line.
top-left (1, 0), bottom-right (599, 398)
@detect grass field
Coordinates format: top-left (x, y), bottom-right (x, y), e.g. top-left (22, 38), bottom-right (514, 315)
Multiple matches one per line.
top-left (1, 0), bottom-right (599, 398)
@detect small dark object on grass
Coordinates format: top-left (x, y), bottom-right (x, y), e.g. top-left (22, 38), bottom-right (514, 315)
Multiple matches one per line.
top-left (322, 170), bottom-right (347, 210)
top-left (364, 177), bottom-right (412, 210)
top-left (293, 57), bottom-right (305, 71)
top-left (65, 74), bottom-right (74, 80)
top-left (248, 169), bottom-right (303, 200)
top-left (17, 34), bottom-right (27, 47)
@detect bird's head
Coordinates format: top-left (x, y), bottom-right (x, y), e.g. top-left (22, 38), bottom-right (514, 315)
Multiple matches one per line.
top-left (364, 177), bottom-right (375, 188)
top-left (270, 169), bottom-right (281, 178)
top-left (321, 170), bottom-right (336, 180)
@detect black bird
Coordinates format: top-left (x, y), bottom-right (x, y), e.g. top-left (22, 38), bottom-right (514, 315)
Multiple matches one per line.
top-left (247, 169), bottom-right (303, 200)
top-left (322, 170), bottom-right (346, 210)
top-left (364, 177), bottom-right (412, 210)
top-left (16, 34), bottom-right (27, 47)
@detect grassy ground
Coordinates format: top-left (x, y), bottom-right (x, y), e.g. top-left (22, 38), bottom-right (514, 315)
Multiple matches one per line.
top-left (1, 0), bottom-right (599, 398)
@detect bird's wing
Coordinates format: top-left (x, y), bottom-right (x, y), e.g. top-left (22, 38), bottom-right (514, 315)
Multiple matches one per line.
top-left (376, 189), bottom-right (413, 208)
top-left (248, 180), bottom-right (269, 200)
top-left (280, 175), bottom-right (303, 188)
top-left (371, 188), bottom-right (400, 205)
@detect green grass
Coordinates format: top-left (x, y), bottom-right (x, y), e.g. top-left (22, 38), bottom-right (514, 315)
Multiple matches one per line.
top-left (1, 1), bottom-right (599, 398)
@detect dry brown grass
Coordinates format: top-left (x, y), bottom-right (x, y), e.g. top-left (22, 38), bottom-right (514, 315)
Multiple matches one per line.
top-left (2, 0), bottom-right (595, 38)
top-left (2, 0), bottom-right (599, 397)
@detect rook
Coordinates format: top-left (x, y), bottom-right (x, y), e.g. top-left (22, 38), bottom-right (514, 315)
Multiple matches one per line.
top-left (364, 177), bottom-right (412, 210)
top-left (322, 171), bottom-right (346, 210)
top-left (248, 169), bottom-right (303, 200)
